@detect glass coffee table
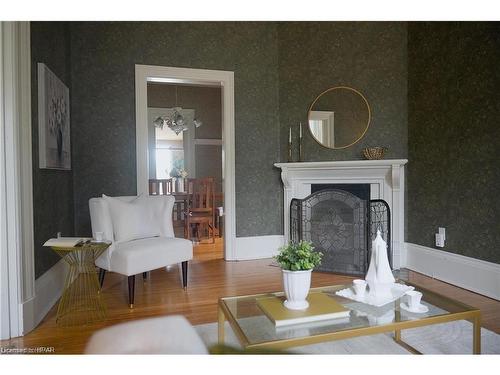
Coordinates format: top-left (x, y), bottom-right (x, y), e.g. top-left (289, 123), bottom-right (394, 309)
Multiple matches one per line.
top-left (217, 282), bottom-right (481, 354)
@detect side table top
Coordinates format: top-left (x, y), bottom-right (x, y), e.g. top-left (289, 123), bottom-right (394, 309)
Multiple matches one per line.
top-left (50, 240), bottom-right (111, 252)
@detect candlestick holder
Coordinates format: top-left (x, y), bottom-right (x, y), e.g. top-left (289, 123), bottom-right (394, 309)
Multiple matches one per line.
top-left (299, 137), bottom-right (304, 162)
top-left (298, 122), bottom-right (304, 162)
top-left (288, 142), bottom-right (293, 162)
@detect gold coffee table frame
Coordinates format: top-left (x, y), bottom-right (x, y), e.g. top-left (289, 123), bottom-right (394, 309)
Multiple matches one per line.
top-left (218, 282), bottom-right (481, 354)
top-left (51, 241), bottom-right (110, 327)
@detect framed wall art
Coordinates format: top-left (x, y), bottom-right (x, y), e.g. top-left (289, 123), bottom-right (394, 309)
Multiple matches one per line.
top-left (38, 62), bottom-right (71, 170)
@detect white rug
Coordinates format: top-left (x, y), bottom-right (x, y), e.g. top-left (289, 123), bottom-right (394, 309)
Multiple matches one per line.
top-left (195, 320), bottom-right (500, 354)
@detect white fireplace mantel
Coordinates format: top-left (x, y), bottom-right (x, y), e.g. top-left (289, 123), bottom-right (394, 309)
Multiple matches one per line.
top-left (274, 159), bottom-right (408, 269)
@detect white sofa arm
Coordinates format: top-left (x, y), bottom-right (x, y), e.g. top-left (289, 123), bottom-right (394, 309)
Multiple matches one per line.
top-left (84, 315), bottom-right (208, 354)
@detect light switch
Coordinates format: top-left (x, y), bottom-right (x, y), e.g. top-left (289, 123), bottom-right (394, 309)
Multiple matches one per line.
top-left (435, 233), bottom-right (445, 248)
top-left (438, 227), bottom-right (446, 241)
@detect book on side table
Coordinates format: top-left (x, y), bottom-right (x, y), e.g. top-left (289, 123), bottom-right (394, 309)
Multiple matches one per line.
top-left (43, 237), bottom-right (92, 248)
top-left (257, 292), bottom-right (350, 327)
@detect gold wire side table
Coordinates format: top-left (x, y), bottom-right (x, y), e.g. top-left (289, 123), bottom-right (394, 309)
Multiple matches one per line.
top-left (50, 241), bottom-right (110, 327)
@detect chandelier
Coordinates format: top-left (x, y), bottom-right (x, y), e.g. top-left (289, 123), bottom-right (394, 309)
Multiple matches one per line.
top-left (153, 86), bottom-right (202, 135)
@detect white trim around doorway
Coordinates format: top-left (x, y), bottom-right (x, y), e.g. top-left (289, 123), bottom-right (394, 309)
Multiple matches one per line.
top-left (135, 65), bottom-right (236, 260)
top-left (0, 21), bottom-right (34, 339)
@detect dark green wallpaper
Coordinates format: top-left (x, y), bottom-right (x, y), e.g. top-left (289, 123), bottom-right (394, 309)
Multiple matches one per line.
top-left (31, 22), bottom-right (74, 278)
top-left (147, 83), bottom-right (222, 139)
top-left (30, 21), bottom-right (500, 276)
top-left (407, 22), bottom-right (500, 263)
top-left (68, 22), bottom-right (408, 239)
top-left (69, 22), bottom-right (281, 238)
top-left (278, 22), bottom-right (408, 162)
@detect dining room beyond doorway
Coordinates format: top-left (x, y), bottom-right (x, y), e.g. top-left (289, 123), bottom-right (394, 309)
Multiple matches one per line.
top-left (147, 82), bottom-right (224, 260)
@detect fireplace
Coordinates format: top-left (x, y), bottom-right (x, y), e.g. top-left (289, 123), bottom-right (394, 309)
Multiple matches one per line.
top-left (291, 186), bottom-right (369, 275)
top-left (290, 186), bottom-right (390, 276)
top-left (311, 183), bottom-right (370, 200)
top-left (275, 159), bottom-right (407, 269)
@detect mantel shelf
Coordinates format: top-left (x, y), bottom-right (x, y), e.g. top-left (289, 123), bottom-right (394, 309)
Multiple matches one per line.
top-left (274, 159), bottom-right (408, 170)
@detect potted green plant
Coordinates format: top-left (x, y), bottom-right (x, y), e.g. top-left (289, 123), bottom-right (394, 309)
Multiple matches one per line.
top-left (274, 241), bottom-right (322, 310)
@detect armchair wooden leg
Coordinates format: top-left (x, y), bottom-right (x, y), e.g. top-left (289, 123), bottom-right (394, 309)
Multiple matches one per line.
top-left (99, 268), bottom-right (106, 288)
top-left (181, 261), bottom-right (188, 290)
top-left (128, 275), bottom-right (135, 308)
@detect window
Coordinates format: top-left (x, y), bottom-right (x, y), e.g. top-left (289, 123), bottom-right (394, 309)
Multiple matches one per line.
top-left (155, 148), bottom-right (184, 179)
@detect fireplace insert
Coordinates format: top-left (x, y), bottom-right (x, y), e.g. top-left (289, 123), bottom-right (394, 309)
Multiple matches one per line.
top-left (290, 189), bottom-right (390, 276)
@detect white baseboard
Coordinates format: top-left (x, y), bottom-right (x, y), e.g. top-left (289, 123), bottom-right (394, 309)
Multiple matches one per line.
top-left (232, 235), bottom-right (285, 261)
top-left (404, 242), bottom-right (500, 300)
top-left (22, 259), bottom-right (68, 334)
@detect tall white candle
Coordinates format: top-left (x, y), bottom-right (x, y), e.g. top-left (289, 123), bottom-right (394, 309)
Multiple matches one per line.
top-left (289, 127), bottom-right (292, 143)
top-left (299, 122), bottom-right (302, 138)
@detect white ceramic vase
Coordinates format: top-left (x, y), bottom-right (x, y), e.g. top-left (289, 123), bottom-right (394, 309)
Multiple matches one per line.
top-left (282, 269), bottom-right (312, 310)
top-left (365, 230), bottom-right (395, 299)
top-left (177, 178), bottom-right (185, 193)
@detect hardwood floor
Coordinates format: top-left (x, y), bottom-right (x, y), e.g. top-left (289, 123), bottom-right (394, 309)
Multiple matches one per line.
top-left (2, 242), bottom-right (499, 354)
top-left (193, 236), bottom-right (224, 261)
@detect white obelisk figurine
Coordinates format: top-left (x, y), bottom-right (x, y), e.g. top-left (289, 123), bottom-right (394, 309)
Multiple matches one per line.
top-left (365, 230), bottom-right (395, 296)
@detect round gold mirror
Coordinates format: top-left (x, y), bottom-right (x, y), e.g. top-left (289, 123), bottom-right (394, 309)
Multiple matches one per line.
top-left (308, 86), bottom-right (371, 149)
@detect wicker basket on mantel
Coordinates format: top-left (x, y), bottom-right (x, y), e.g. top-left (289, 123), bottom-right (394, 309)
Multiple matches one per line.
top-left (363, 147), bottom-right (387, 160)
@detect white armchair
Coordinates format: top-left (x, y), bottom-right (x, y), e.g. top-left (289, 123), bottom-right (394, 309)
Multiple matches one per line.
top-left (89, 195), bottom-right (193, 308)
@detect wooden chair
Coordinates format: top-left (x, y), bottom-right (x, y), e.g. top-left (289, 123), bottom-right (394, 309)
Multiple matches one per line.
top-left (148, 179), bottom-right (173, 195)
top-left (185, 177), bottom-right (216, 243)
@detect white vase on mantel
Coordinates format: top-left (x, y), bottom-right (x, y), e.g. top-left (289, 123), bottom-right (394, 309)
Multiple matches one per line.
top-left (365, 230), bottom-right (395, 297)
top-left (282, 269), bottom-right (312, 310)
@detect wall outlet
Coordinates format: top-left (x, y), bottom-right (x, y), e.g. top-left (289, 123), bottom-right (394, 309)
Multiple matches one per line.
top-left (435, 233), bottom-right (445, 248)
top-left (438, 227), bottom-right (446, 241)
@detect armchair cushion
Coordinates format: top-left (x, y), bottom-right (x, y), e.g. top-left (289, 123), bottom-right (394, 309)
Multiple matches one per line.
top-left (103, 195), bottom-right (160, 243)
top-left (90, 195), bottom-right (175, 243)
top-left (95, 236), bottom-right (193, 276)
top-left (135, 194), bottom-right (175, 238)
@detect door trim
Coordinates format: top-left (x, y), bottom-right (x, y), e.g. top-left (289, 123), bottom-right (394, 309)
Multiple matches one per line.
top-left (135, 65), bottom-right (236, 260)
top-left (0, 21), bottom-right (34, 339)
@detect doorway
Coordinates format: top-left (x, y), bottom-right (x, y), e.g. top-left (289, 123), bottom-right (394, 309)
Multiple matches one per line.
top-left (147, 82), bottom-right (224, 259)
top-left (135, 65), bottom-right (235, 261)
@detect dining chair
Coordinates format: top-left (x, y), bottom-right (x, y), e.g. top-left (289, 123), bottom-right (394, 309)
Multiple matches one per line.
top-left (185, 177), bottom-right (216, 243)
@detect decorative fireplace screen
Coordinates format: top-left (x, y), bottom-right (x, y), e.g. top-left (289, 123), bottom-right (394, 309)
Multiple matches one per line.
top-left (290, 189), bottom-right (391, 276)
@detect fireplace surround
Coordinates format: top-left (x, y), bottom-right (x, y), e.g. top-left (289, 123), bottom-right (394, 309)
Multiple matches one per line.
top-left (274, 159), bottom-right (408, 269)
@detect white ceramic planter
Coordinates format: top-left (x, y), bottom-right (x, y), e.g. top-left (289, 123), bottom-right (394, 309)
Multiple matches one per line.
top-left (282, 269), bottom-right (312, 310)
